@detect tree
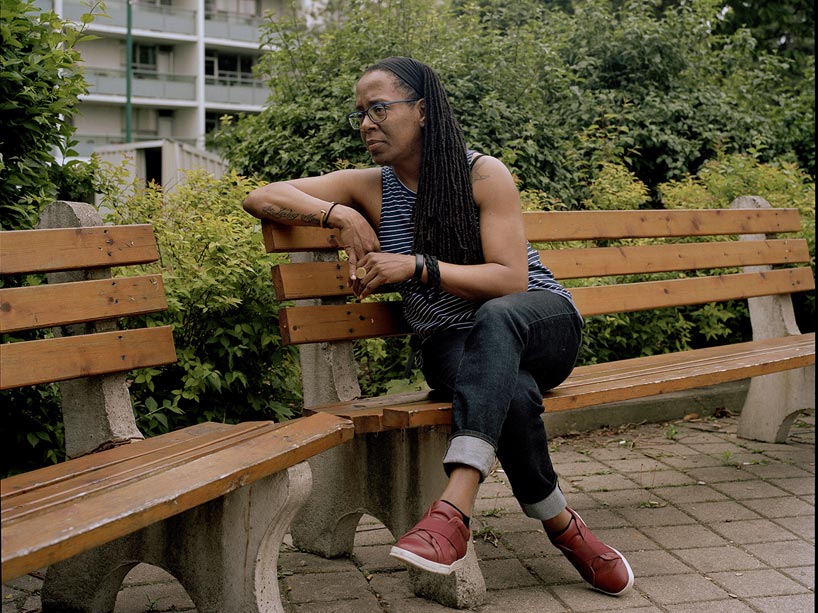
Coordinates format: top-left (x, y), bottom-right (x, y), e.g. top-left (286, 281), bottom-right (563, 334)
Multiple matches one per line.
top-left (0, 0), bottom-right (93, 230)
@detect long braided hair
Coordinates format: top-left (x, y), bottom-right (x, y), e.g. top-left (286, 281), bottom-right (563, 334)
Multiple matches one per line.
top-left (366, 57), bottom-right (484, 265)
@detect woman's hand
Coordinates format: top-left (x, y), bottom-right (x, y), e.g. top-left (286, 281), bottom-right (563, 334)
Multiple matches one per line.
top-left (352, 252), bottom-right (416, 299)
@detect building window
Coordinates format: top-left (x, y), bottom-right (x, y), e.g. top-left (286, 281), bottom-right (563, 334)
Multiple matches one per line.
top-left (132, 44), bottom-right (157, 73)
top-left (205, 51), bottom-right (256, 86)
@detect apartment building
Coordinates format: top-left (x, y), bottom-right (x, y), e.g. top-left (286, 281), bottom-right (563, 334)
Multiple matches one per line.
top-left (35, 0), bottom-right (299, 159)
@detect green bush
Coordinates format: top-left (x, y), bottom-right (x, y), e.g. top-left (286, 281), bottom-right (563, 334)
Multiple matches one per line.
top-left (100, 170), bottom-right (303, 435)
top-left (0, 0), bottom-right (98, 230)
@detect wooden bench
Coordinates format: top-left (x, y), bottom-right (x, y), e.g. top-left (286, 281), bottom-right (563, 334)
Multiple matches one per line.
top-left (0, 201), bottom-right (354, 613)
top-left (261, 195), bottom-right (814, 608)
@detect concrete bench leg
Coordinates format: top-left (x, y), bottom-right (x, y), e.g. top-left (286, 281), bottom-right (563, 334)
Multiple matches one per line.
top-left (290, 427), bottom-right (486, 609)
top-left (41, 463), bottom-right (311, 613)
top-left (737, 365), bottom-right (815, 443)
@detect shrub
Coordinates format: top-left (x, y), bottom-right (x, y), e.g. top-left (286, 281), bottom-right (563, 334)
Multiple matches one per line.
top-left (0, 0), bottom-right (97, 230)
top-left (101, 170), bottom-right (303, 435)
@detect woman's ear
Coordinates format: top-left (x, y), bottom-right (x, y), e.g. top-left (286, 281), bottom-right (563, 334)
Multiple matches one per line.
top-left (418, 98), bottom-right (426, 127)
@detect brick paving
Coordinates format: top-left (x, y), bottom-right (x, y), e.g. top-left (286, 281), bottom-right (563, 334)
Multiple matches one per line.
top-left (3, 410), bottom-right (814, 612)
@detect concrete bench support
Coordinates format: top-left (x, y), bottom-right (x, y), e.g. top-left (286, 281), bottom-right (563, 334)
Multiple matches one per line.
top-left (732, 196), bottom-right (815, 442)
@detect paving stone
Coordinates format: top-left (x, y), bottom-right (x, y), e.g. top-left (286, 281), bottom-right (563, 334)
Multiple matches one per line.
top-left (740, 496), bottom-right (815, 518)
top-left (710, 480), bottom-right (793, 500)
top-left (709, 568), bottom-right (808, 597)
top-left (623, 549), bottom-right (693, 576)
top-left (354, 525), bottom-right (396, 546)
top-left (681, 500), bottom-right (764, 523)
top-left (664, 601), bottom-right (756, 612)
top-left (588, 488), bottom-right (656, 509)
top-left (293, 596), bottom-right (383, 612)
top-left (477, 586), bottom-right (566, 612)
top-left (477, 558), bottom-right (540, 590)
top-left (567, 473), bottom-right (641, 492)
top-left (779, 565), bottom-right (814, 590)
top-left (684, 466), bottom-right (757, 483)
top-left (743, 540), bottom-right (815, 567)
top-left (673, 545), bottom-right (766, 572)
top-left (767, 477), bottom-right (815, 496)
top-left (746, 593), bottom-right (817, 613)
top-left (616, 504), bottom-right (697, 527)
top-left (635, 573), bottom-right (731, 604)
top-left (709, 519), bottom-right (802, 544)
top-left (640, 524), bottom-right (728, 549)
top-left (550, 581), bottom-right (654, 611)
top-left (284, 570), bottom-right (371, 604)
top-left (354, 544), bottom-right (406, 573)
top-left (279, 551), bottom-right (357, 574)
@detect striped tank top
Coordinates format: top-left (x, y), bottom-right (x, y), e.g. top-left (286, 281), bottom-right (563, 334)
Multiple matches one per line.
top-left (378, 152), bottom-right (577, 339)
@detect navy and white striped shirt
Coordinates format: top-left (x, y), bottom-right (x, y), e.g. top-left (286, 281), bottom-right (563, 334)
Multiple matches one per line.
top-left (378, 152), bottom-right (577, 339)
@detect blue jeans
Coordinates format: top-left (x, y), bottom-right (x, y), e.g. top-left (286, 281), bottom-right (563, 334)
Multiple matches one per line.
top-left (420, 290), bottom-right (583, 520)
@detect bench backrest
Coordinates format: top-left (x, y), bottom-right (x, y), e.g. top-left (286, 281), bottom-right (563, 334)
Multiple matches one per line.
top-left (263, 203), bottom-right (813, 346)
top-left (0, 224), bottom-right (177, 389)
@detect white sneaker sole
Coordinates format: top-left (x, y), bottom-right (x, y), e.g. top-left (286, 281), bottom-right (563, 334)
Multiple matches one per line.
top-left (389, 545), bottom-right (466, 575)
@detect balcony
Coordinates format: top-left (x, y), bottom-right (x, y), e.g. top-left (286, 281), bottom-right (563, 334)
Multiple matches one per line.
top-left (84, 68), bottom-right (196, 101)
top-left (64, 0), bottom-right (196, 35)
top-left (205, 73), bottom-right (267, 106)
top-left (204, 11), bottom-right (263, 43)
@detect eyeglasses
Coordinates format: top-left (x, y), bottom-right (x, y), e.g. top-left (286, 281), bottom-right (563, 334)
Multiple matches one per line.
top-left (346, 98), bottom-right (420, 130)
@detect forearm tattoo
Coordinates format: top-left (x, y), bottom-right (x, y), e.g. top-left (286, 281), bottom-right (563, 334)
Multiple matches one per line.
top-left (261, 204), bottom-right (320, 226)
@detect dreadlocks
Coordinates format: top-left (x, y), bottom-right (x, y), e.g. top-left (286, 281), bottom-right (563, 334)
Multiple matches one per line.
top-left (367, 57), bottom-right (484, 266)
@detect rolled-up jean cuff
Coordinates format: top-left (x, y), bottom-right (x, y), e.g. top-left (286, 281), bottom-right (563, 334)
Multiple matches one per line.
top-left (520, 485), bottom-right (567, 520)
top-left (443, 434), bottom-right (496, 481)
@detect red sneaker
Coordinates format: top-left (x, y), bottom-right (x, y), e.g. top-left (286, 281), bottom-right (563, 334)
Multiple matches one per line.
top-left (389, 500), bottom-right (470, 575)
top-left (549, 507), bottom-right (634, 596)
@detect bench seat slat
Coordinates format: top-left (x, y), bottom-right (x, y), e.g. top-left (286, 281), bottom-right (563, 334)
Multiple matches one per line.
top-left (0, 326), bottom-right (177, 389)
top-left (0, 412), bottom-right (354, 582)
top-left (262, 209), bottom-right (803, 252)
top-left (277, 269), bottom-right (813, 345)
top-left (1, 422), bottom-right (278, 517)
top-left (270, 239), bottom-right (810, 300)
top-left (0, 274), bottom-right (168, 333)
top-left (0, 225), bottom-right (159, 274)
top-left (0, 422), bottom-right (235, 499)
top-left (304, 334), bottom-right (814, 432)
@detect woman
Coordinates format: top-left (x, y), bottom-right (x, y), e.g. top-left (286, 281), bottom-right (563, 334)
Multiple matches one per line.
top-left (243, 56), bottom-right (633, 597)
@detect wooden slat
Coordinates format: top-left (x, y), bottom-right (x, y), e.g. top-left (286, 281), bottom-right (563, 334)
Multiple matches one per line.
top-left (0, 422), bottom-right (236, 500)
top-left (0, 327), bottom-right (177, 389)
top-left (524, 209), bottom-right (802, 242)
top-left (0, 275), bottom-right (168, 333)
top-left (261, 209), bottom-right (803, 253)
top-left (540, 333), bottom-right (815, 412)
top-left (276, 268), bottom-right (813, 345)
top-left (571, 268), bottom-right (814, 317)
top-left (262, 222), bottom-right (338, 253)
top-left (542, 239), bottom-right (811, 280)
top-left (0, 225), bottom-right (159, 274)
top-left (279, 301), bottom-right (410, 345)
top-left (271, 261), bottom-right (350, 300)
top-left (308, 334), bottom-right (815, 432)
top-left (270, 239), bottom-right (811, 300)
top-left (1, 423), bottom-right (270, 516)
top-left (1, 412), bottom-right (354, 582)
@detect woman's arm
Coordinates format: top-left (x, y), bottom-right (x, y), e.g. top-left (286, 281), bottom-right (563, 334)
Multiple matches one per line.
top-left (354, 156), bottom-right (529, 301)
top-left (243, 168), bottom-right (382, 277)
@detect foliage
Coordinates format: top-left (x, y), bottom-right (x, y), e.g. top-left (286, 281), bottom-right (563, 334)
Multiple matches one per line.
top-left (658, 151), bottom-right (815, 330)
top-left (218, 0), bottom-right (813, 208)
top-left (101, 170), bottom-right (303, 435)
top-left (0, 0), bottom-right (98, 230)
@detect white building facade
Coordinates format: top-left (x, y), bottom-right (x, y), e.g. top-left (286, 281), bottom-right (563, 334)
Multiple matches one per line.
top-left (36, 0), bottom-right (296, 158)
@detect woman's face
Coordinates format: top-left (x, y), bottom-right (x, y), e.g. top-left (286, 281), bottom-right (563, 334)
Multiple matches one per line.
top-left (354, 69), bottom-right (424, 168)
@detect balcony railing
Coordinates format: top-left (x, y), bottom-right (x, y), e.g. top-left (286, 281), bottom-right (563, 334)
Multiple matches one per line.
top-left (65, 0), bottom-right (196, 34)
top-left (204, 11), bottom-right (263, 42)
top-left (84, 67), bottom-right (196, 100)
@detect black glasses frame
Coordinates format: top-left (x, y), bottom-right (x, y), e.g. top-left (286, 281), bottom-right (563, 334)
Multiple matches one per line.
top-left (347, 98), bottom-right (421, 130)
